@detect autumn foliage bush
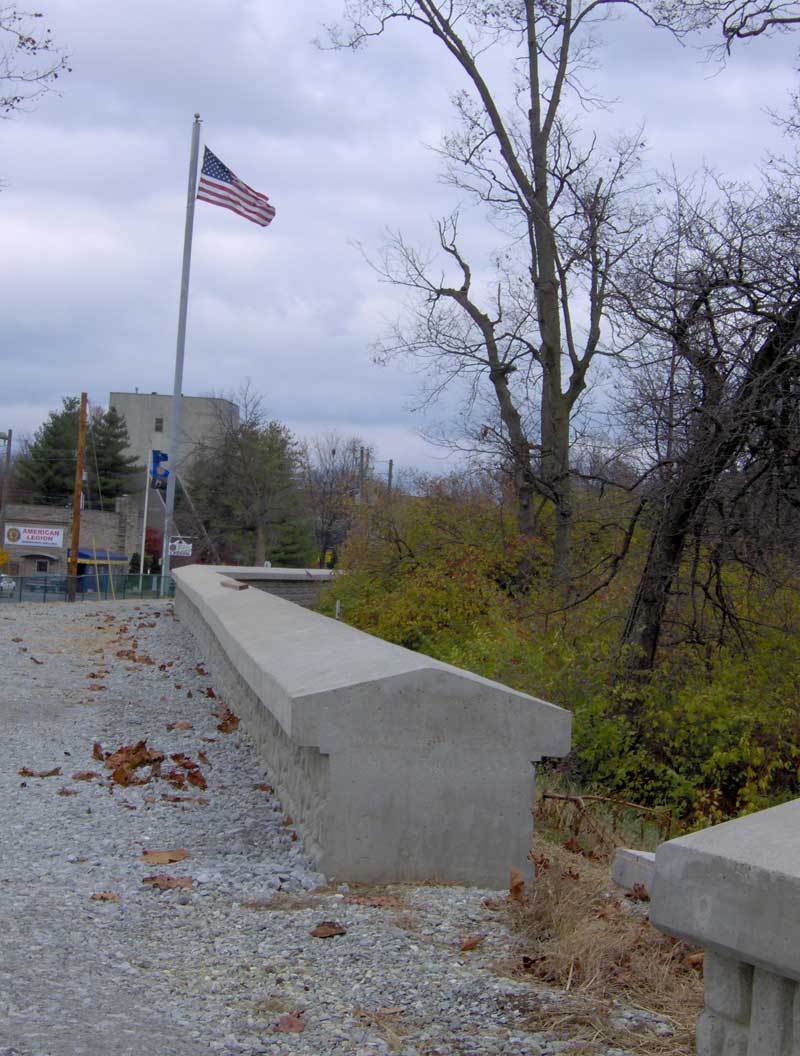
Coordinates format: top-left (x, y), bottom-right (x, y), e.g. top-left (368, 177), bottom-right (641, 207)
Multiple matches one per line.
top-left (320, 474), bottom-right (800, 827)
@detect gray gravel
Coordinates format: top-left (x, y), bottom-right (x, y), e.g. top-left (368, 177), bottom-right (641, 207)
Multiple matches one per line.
top-left (0, 600), bottom-right (657, 1056)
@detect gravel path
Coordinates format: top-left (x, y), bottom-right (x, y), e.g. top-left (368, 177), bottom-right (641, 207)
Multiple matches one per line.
top-left (0, 600), bottom-right (640, 1056)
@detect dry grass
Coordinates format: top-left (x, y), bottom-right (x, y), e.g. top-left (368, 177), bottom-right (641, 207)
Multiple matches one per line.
top-left (502, 836), bottom-right (703, 1054)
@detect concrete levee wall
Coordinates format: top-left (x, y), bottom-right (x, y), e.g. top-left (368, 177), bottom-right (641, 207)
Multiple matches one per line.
top-left (651, 799), bottom-right (800, 1054)
top-left (173, 564), bottom-right (571, 887)
top-left (212, 567), bottom-right (336, 610)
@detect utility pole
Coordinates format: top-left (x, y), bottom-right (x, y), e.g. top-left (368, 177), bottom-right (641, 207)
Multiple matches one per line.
top-left (387, 459), bottom-right (393, 505)
top-left (68, 393), bottom-right (87, 602)
top-left (0, 428), bottom-right (12, 554)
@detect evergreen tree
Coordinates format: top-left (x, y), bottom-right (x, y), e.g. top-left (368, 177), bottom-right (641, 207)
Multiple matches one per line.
top-left (268, 519), bottom-right (316, 568)
top-left (85, 406), bottom-right (140, 509)
top-left (16, 399), bottom-right (140, 509)
top-left (16, 397), bottom-right (80, 505)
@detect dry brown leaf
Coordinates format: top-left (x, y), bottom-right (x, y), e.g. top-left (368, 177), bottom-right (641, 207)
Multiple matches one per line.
top-left (460, 934), bottom-right (487, 952)
top-left (161, 794), bottom-right (208, 805)
top-left (142, 874), bottom-right (193, 890)
top-left (58, 787), bottom-right (79, 797)
top-left (378, 1007), bottom-right (404, 1016)
top-left (166, 721), bottom-right (193, 731)
top-left (90, 891), bottom-right (120, 902)
top-left (92, 742), bottom-right (106, 762)
top-left (310, 921), bottom-right (347, 938)
top-left (187, 769), bottom-right (207, 791)
top-left (686, 952), bottom-right (704, 971)
top-left (217, 707), bottom-right (240, 733)
top-left (72, 771), bottom-right (102, 781)
top-left (198, 751), bottom-right (210, 766)
top-left (141, 848), bottom-right (189, 865)
top-left (205, 687), bottom-right (216, 698)
top-left (255, 783), bottom-right (273, 793)
top-left (276, 1013), bottom-right (305, 1034)
top-left (509, 867), bottom-right (526, 902)
top-left (19, 766), bottom-right (61, 778)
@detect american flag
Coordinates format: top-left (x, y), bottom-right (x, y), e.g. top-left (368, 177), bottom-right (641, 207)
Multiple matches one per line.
top-left (197, 147), bottom-right (276, 227)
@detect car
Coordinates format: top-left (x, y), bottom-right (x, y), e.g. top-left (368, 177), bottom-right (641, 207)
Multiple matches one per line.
top-left (0, 574), bottom-right (16, 596)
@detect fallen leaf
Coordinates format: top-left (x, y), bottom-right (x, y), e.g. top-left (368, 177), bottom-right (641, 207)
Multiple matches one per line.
top-left (378, 1007), bottom-right (404, 1016)
top-left (460, 934), bottom-right (487, 951)
top-left (217, 707), bottom-right (240, 733)
top-left (255, 783), bottom-right (273, 793)
top-left (11, 636), bottom-right (22, 643)
top-left (205, 687), bottom-right (216, 698)
top-left (58, 787), bottom-right (79, 796)
top-left (186, 690), bottom-right (193, 698)
top-left (509, 867), bottom-right (525, 902)
top-left (564, 836), bottom-right (583, 855)
top-left (161, 794), bottom-right (208, 805)
top-left (72, 771), bottom-right (102, 781)
top-left (686, 952), bottom-right (704, 972)
top-left (19, 766), bottom-right (61, 778)
top-left (90, 891), bottom-right (120, 902)
top-left (142, 874), bottom-right (193, 890)
top-left (629, 882), bottom-right (650, 902)
top-left (29, 656), bottom-right (44, 665)
top-left (166, 721), bottom-right (193, 731)
top-left (187, 769), bottom-right (207, 791)
top-left (276, 1013), bottom-right (305, 1034)
top-left (200, 737), bottom-right (216, 743)
top-left (198, 751), bottom-right (210, 766)
top-left (93, 743), bottom-right (106, 762)
top-left (310, 921), bottom-right (347, 938)
top-left (141, 848), bottom-right (189, 865)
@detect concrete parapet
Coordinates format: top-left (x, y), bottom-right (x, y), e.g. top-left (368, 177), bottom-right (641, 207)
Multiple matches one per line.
top-left (173, 564), bottom-right (571, 887)
top-left (611, 848), bottom-right (655, 896)
top-left (215, 566), bottom-right (336, 609)
top-left (651, 799), bottom-right (800, 1054)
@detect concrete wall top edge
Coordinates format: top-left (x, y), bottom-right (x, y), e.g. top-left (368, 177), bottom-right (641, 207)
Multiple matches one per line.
top-left (657, 798), bottom-right (800, 876)
top-left (173, 565), bottom-right (571, 750)
top-left (216, 566), bottom-right (336, 583)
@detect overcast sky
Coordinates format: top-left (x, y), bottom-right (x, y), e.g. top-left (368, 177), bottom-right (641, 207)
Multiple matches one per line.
top-left (1, 1), bottom-right (797, 477)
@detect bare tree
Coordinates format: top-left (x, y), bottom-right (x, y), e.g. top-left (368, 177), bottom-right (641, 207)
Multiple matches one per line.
top-left (303, 433), bottom-right (366, 567)
top-left (611, 173), bottom-right (800, 668)
top-left (1, 7), bottom-right (70, 116)
top-left (188, 388), bottom-right (303, 566)
top-left (327, 1), bottom-right (677, 584)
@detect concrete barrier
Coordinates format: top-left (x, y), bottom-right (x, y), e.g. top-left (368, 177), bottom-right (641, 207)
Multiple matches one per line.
top-left (651, 799), bottom-right (800, 1054)
top-left (214, 566), bottom-right (336, 608)
top-left (173, 564), bottom-right (571, 887)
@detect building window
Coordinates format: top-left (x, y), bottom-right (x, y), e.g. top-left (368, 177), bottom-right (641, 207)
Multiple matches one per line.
top-left (154, 417), bottom-right (164, 432)
top-left (35, 560), bottom-right (48, 573)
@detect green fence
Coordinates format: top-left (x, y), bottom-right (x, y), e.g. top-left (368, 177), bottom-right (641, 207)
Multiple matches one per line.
top-left (0, 573), bottom-right (176, 603)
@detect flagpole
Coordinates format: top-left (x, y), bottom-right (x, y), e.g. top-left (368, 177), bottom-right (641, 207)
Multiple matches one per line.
top-left (162, 112), bottom-right (202, 594)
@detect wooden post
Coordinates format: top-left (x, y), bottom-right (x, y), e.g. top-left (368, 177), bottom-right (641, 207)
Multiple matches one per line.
top-left (67, 393), bottom-right (87, 602)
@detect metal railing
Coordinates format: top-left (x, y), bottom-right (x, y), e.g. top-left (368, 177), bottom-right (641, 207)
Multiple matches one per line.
top-left (0, 573), bottom-right (175, 603)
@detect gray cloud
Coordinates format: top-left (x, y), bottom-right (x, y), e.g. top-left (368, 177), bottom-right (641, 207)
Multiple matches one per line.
top-left (1, 0), bottom-right (798, 474)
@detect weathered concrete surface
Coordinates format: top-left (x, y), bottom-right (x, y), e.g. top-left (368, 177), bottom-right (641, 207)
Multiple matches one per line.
top-left (611, 848), bottom-right (655, 895)
top-left (215, 566), bottom-right (335, 608)
top-left (651, 798), bottom-right (800, 1055)
top-left (173, 564), bottom-right (571, 887)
